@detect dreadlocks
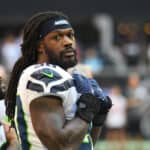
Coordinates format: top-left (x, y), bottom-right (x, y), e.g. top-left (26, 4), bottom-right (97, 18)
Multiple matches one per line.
top-left (5, 11), bottom-right (68, 120)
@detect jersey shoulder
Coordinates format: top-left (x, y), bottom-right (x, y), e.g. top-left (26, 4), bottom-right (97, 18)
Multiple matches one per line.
top-left (18, 63), bottom-right (74, 93)
top-left (23, 63), bottom-right (70, 79)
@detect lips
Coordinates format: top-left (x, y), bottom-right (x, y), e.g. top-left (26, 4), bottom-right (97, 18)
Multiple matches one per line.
top-left (64, 51), bottom-right (75, 57)
top-left (63, 49), bottom-right (75, 58)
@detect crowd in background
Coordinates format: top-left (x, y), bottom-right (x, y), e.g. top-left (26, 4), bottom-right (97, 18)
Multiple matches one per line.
top-left (0, 16), bottom-right (150, 149)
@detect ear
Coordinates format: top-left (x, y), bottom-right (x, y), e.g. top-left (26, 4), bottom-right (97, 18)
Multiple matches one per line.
top-left (38, 41), bottom-right (44, 53)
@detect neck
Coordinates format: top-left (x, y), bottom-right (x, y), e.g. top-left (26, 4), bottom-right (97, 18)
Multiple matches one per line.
top-left (37, 53), bottom-right (48, 64)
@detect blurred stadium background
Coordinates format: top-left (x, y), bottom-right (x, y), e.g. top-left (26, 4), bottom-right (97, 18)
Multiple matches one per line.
top-left (0, 0), bottom-right (150, 149)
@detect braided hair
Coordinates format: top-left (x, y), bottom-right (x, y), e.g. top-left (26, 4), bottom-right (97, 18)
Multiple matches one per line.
top-left (5, 11), bottom-right (68, 120)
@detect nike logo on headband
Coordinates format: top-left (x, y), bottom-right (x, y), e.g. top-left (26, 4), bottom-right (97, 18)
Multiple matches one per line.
top-left (54, 20), bottom-right (69, 25)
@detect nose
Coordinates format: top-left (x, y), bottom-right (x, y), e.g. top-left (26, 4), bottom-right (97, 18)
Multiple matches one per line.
top-left (63, 36), bottom-right (73, 48)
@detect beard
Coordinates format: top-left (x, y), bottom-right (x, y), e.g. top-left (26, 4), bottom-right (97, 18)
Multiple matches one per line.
top-left (45, 47), bottom-right (78, 70)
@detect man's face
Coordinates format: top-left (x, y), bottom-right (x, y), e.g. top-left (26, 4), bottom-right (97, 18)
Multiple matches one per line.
top-left (39, 28), bottom-right (77, 70)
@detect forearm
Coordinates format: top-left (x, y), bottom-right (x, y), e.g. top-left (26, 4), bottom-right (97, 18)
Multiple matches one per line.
top-left (90, 126), bottom-right (102, 145)
top-left (39, 117), bottom-right (88, 149)
top-left (61, 117), bottom-right (88, 146)
top-left (30, 95), bottom-right (98, 149)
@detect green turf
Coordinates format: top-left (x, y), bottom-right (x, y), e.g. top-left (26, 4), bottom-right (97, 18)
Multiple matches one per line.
top-left (94, 140), bottom-right (150, 150)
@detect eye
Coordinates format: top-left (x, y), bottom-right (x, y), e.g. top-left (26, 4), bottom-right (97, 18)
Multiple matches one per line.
top-left (53, 34), bottom-right (62, 41)
top-left (67, 32), bottom-right (75, 39)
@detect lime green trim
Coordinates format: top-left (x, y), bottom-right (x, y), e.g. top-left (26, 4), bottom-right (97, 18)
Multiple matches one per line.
top-left (16, 93), bottom-right (20, 96)
top-left (2, 116), bottom-right (10, 123)
top-left (21, 102), bottom-right (32, 150)
top-left (82, 134), bottom-right (90, 143)
top-left (15, 95), bottom-right (32, 150)
top-left (15, 106), bottom-right (21, 144)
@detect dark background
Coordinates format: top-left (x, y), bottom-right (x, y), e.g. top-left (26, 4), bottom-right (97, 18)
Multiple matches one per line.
top-left (1, 0), bottom-right (150, 25)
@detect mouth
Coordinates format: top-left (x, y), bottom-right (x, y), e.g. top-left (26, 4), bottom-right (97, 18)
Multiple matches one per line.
top-left (59, 49), bottom-right (77, 69)
top-left (64, 51), bottom-right (75, 57)
top-left (63, 49), bottom-right (76, 58)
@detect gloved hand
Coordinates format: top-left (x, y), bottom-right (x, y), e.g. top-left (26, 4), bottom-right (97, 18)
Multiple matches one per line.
top-left (73, 74), bottom-right (112, 112)
top-left (73, 74), bottom-right (100, 123)
top-left (89, 78), bottom-right (112, 126)
top-left (73, 73), bottom-right (93, 94)
top-left (76, 94), bottom-right (101, 123)
top-left (92, 96), bottom-right (112, 126)
top-left (89, 78), bottom-right (112, 111)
